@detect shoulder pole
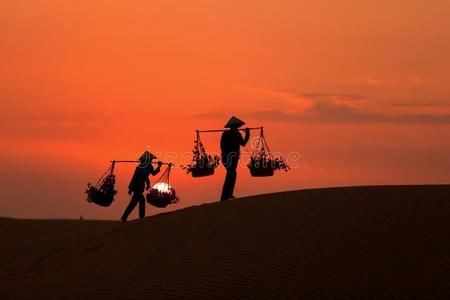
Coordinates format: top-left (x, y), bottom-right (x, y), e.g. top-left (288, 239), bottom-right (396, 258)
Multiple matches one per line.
top-left (197, 126), bottom-right (263, 133)
top-left (111, 160), bottom-right (176, 166)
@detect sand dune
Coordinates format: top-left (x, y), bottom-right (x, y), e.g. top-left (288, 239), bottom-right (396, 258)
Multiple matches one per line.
top-left (1, 185), bottom-right (450, 299)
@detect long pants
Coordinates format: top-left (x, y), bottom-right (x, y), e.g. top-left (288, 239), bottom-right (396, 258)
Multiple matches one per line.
top-left (221, 159), bottom-right (238, 201)
top-left (122, 192), bottom-right (145, 220)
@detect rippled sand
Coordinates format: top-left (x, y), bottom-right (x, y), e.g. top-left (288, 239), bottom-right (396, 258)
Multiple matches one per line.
top-left (1, 185), bottom-right (450, 299)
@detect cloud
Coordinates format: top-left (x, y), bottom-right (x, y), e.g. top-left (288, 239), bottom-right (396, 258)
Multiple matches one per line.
top-left (302, 92), bottom-right (367, 101)
top-left (200, 87), bottom-right (450, 124)
top-left (191, 112), bottom-right (229, 119)
top-left (365, 77), bottom-right (384, 85)
top-left (0, 111), bottom-right (113, 140)
top-left (250, 108), bottom-right (450, 124)
top-left (164, 86), bottom-right (450, 124)
top-left (248, 92), bottom-right (450, 124)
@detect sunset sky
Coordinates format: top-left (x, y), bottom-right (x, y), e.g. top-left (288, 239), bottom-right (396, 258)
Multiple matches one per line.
top-left (1, 0), bottom-right (450, 219)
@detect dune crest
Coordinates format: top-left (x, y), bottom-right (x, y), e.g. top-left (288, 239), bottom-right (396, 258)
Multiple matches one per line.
top-left (1, 185), bottom-right (450, 299)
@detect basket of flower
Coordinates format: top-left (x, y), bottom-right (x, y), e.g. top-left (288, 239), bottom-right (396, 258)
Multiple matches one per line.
top-left (248, 156), bottom-right (290, 177)
top-left (86, 162), bottom-right (118, 207)
top-left (184, 131), bottom-right (220, 178)
top-left (248, 128), bottom-right (290, 177)
top-left (146, 164), bottom-right (179, 208)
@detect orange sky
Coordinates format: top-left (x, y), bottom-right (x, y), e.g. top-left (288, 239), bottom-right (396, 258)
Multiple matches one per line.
top-left (1, 0), bottom-right (450, 219)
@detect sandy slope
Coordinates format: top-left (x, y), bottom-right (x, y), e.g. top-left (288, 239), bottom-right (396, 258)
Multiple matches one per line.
top-left (1, 185), bottom-right (449, 299)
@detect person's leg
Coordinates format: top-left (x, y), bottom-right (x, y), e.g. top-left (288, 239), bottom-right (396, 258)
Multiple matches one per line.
top-left (221, 167), bottom-right (233, 201)
top-left (221, 161), bottom-right (238, 201)
top-left (121, 193), bottom-right (139, 222)
top-left (227, 158), bottom-right (239, 198)
top-left (138, 194), bottom-right (146, 219)
top-left (228, 168), bottom-right (237, 197)
top-left (220, 155), bottom-right (239, 201)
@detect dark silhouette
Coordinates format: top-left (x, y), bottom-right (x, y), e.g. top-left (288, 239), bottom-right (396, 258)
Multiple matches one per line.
top-left (146, 164), bottom-right (179, 208)
top-left (86, 162), bottom-right (117, 207)
top-left (121, 151), bottom-right (162, 222)
top-left (220, 116), bottom-right (250, 201)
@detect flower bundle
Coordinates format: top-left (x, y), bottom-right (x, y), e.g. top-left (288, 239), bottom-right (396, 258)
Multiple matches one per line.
top-left (146, 187), bottom-right (179, 208)
top-left (184, 132), bottom-right (220, 177)
top-left (86, 163), bottom-right (117, 207)
top-left (248, 128), bottom-right (290, 177)
top-left (146, 164), bottom-right (179, 208)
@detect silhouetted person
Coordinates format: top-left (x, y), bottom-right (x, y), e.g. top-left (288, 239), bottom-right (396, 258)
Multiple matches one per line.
top-left (220, 116), bottom-right (250, 201)
top-left (121, 151), bottom-right (162, 222)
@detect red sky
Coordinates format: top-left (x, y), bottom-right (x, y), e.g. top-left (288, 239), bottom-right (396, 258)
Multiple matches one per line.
top-left (1, 0), bottom-right (450, 219)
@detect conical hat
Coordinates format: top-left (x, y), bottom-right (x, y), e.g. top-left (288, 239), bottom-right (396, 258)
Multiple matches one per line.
top-left (139, 150), bottom-right (157, 164)
top-left (224, 116), bottom-right (245, 128)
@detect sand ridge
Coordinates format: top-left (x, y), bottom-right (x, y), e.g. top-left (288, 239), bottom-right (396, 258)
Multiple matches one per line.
top-left (1, 185), bottom-right (450, 299)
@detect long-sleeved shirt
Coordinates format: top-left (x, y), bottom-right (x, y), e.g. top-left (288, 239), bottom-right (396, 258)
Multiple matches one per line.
top-left (220, 128), bottom-right (250, 162)
top-left (128, 164), bottom-right (160, 193)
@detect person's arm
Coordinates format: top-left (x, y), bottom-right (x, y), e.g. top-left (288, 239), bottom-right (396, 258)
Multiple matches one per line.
top-left (145, 177), bottom-right (150, 190)
top-left (128, 168), bottom-right (137, 195)
top-left (220, 132), bottom-right (227, 153)
top-left (151, 161), bottom-right (163, 175)
top-left (239, 128), bottom-right (250, 146)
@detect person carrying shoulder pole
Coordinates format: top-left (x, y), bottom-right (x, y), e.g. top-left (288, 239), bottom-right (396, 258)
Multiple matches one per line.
top-left (121, 151), bottom-right (162, 222)
top-left (220, 116), bottom-right (250, 201)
